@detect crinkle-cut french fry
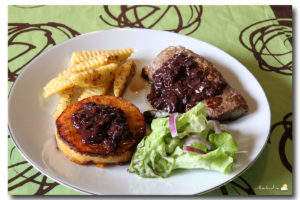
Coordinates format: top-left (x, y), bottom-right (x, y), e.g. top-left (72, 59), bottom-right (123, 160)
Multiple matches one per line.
top-left (72, 63), bottom-right (118, 88)
top-left (69, 54), bottom-right (109, 73)
top-left (43, 74), bottom-right (76, 98)
top-left (113, 60), bottom-right (136, 97)
top-left (53, 88), bottom-right (73, 118)
top-left (43, 63), bottom-right (117, 98)
top-left (71, 47), bottom-right (134, 66)
top-left (78, 82), bottom-right (112, 101)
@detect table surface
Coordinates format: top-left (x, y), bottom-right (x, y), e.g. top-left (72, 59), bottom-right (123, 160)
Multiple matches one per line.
top-left (8, 5), bottom-right (292, 195)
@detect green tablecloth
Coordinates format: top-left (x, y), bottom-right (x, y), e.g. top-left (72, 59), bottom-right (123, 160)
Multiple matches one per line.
top-left (8, 5), bottom-right (292, 195)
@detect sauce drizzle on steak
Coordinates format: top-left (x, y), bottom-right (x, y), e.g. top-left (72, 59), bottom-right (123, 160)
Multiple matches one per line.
top-left (143, 46), bottom-right (249, 121)
top-left (147, 52), bottom-right (227, 113)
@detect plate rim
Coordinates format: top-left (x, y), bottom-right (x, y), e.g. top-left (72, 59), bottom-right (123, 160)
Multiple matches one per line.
top-left (8, 28), bottom-right (271, 195)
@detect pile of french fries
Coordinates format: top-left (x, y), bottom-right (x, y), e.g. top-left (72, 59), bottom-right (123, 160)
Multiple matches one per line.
top-left (43, 47), bottom-right (136, 118)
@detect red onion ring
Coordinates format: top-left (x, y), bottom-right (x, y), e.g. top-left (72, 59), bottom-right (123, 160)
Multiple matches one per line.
top-left (169, 113), bottom-right (179, 137)
top-left (183, 145), bottom-right (206, 154)
top-left (183, 136), bottom-right (211, 150)
top-left (208, 120), bottom-right (221, 133)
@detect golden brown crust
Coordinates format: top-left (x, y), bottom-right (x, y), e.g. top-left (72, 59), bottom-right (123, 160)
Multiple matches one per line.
top-left (55, 95), bottom-right (145, 164)
top-left (55, 129), bottom-right (134, 164)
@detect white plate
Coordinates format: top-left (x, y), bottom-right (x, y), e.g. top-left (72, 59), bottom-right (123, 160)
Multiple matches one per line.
top-left (8, 28), bottom-right (270, 195)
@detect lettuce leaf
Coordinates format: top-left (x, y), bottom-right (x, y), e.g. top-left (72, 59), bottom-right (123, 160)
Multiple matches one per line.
top-left (129, 103), bottom-right (238, 178)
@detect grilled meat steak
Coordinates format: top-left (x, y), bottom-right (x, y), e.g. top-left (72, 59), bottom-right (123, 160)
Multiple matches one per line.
top-left (143, 46), bottom-right (248, 121)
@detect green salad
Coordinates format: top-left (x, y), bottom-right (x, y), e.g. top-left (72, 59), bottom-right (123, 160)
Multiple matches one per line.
top-left (129, 103), bottom-right (238, 178)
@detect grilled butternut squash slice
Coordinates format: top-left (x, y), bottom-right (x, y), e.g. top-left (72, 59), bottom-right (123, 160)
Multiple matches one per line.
top-left (55, 95), bottom-right (145, 165)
